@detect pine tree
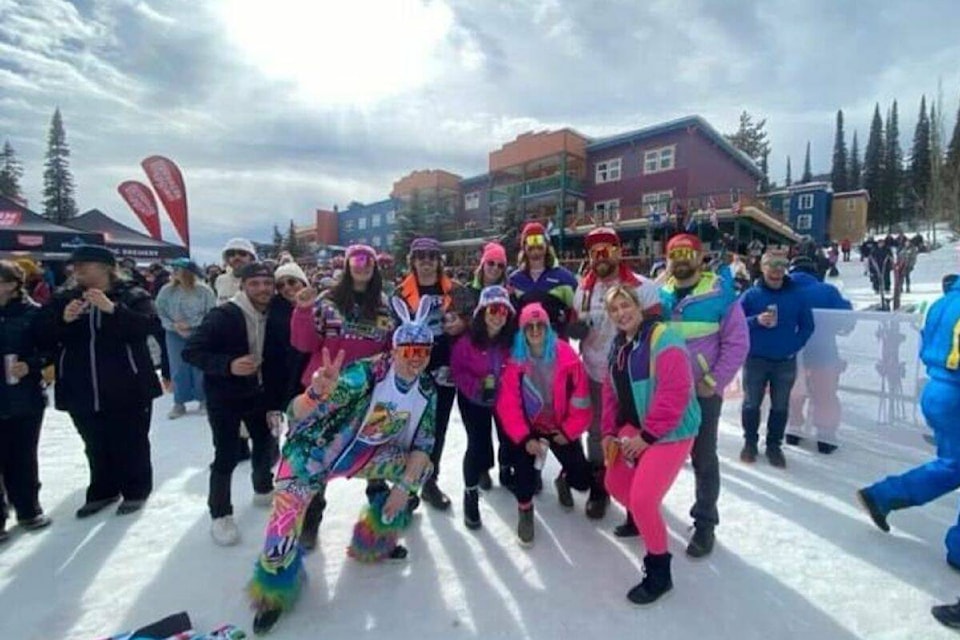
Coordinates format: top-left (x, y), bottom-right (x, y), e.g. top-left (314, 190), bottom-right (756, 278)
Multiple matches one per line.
top-left (0, 140), bottom-right (25, 200)
top-left (928, 88), bottom-right (946, 237)
top-left (847, 130), bottom-right (862, 190)
top-left (863, 104), bottom-right (886, 228)
top-left (883, 101), bottom-right (903, 229)
top-left (946, 98), bottom-right (960, 229)
top-left (272, 224), bottom-right (284, 257)
top-left (830, 110), bottom-right (849, 192)
top-left (785, 156), bottom-right (792, 187)
top-left (759, 150), bottom-right (770, 192)
top-left (909, 95), bottom-right (932, 219)
top-left (725, 111), bottom-right (771, 166)
top-left (285, 219), bottom-right (300, 257)
top-left (392, 193), bottom-right (427, 259)
top-left (801, 141), bottom-right (813, 183)
top-left (42, 108), bottom-right (78, 224)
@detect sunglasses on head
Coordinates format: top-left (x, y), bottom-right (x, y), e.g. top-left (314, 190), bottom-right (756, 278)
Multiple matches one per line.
top-left (485, 303), bottom-right (511, 317)
top-left (397, 344), bottom-right (432, 359)
top-left (225, 250), bottom-right (249, 259)
top-left (485, 261), bottom-right (505, 269)
top-left (276, 278), bottom-right (301, 289)
top-left (412, 250), bottom-right (440, 262)
top-left (525, 235), bottom-right (546, 248)
top-left (524, 322), bottom-right (547, 332)
top-left (668, 247), bottom-right (697, 261)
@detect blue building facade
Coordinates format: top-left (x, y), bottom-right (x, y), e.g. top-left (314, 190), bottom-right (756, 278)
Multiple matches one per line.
top-left (337, 198), bottom-right (398, 251)
top-left (762, 182), bottom-right (833, 244)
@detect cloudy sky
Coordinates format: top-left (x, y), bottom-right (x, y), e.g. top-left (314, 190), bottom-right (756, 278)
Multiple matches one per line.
top-left (2, 0), bottom-right (959, 263)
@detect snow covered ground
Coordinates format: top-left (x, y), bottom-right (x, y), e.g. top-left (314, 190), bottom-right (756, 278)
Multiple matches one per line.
top-left (3, 242), bottom-right (960, 639)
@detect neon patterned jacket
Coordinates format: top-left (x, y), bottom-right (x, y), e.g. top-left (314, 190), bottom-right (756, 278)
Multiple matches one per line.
top-left (495, 339), bottom-right (591, 445)
top-left (282, 354), bottom-right (436, 485)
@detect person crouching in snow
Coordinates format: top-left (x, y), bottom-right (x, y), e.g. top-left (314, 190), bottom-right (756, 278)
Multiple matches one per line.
top-left (601, 284), bottom-right (701, 605)
top-left (247, 297), bottom-right (437, 635)
top-left (495, 302), bottom-right (601, 547)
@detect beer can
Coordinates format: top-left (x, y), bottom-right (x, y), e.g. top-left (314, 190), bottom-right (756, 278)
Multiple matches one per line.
top-left (766, 304), bottom-right (778, 327)
top-left (533, 438), bottom-right (550, 470)
top-left (4, 354), bottom-right (18, 385)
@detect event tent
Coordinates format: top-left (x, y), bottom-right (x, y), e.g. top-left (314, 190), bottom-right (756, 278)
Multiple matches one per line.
top-left (69, 209), bottom-right (188, 262)
top-left (0, 195), bottom-right (104, 260)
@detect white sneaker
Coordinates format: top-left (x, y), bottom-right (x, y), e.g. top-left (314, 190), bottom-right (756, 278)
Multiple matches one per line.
top-left (167, 404), bottom-right (186, 420)
top-left (211, 516), bottom-right (240, 546)
top-left (252, 492), bottom-right (274, 508)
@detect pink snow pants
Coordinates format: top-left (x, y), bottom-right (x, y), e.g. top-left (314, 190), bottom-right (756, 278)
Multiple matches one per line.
top-left (605, 435), bottom-right (694, 554)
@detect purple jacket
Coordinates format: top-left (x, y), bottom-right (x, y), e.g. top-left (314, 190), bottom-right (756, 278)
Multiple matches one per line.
top-left (659, 271), bottom-right (750, 392)
top-left (450, 334), bottom-right (510, 406)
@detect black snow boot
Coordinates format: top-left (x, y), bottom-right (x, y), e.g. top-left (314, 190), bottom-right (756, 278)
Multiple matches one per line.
top-left (614, 513), bottom-right (639, 538)
top-left (300, 492), bottom-right (326, 551)
top-left (517, 505), bottom-right (535, 547)
top-left (627, 553), bottom-right (673, 605)
top-left (464, 487), bottom-right (481, 530)
top-left (685, 526), bottom-right (715, 559)
top-left (933, 599), bottom-right (960, 629)
top-left (585, 468), bottom-right (609, 520)
top-left (253, 607), bottom-right (282, 635)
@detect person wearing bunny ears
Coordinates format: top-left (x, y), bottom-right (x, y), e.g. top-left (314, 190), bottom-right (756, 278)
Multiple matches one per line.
top-left (247, 297), bottom-right (437, 635)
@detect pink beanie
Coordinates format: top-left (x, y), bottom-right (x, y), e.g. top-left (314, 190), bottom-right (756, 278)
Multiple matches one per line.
top-left (519, 302), bottom-right (549, 328)
top-left (480, 242), bottom-right (507, 265)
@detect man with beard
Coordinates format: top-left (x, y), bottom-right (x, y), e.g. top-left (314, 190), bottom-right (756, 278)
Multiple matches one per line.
top-left (570, 227), bottom-right (661, 520)
top-left (215, 238), bottom-right (258, 304)
top-left (394, 237), bottom-right (463, 510)
top-left (655, 234), bottom-right (749, 557)
top-left (508, 222), bottom-right (579, 338)
top-left (183, 263), bottom-right (284, 546)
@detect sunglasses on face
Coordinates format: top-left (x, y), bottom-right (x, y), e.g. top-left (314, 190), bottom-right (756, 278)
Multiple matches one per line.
top-left (349, 253), bottom-right (373, 268)
top-left (485, 261), bottom-right (505, 269)
top-left (668, 247), bottom-right (697, 261)
top-left (764, 259), bottom-right (789, 270)
top-left (524, 322), bottom-right (547, 333)
top-left (224, 250), bottom-right (250, 259)
top-left (589, 244), bottom-right (618, 260)
top-left (485, 303), bottom-right (510, 317)
top-left (412, 251), bottom-right (440, 262)
top-left (397, 344), bottom-right (432, 359)
top-left (525, 235), bottom-right (546, 248)
top-left (276, 278), bottom-right (301, 290)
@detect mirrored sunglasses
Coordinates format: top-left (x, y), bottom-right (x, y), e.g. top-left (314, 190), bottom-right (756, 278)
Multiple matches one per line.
top-left (764, 259), bottom-right (789, 270)
top-left (397, 344), bottom-right (432, 359)
top-left (412, 250), bottom-right (440, 261)
top-left (525, 235), bottom-right (546, 248)
top-left (589, 244), bottom-right (618, 260)
top-left (485, 303), bottom-right (511, 317)
top-left (668, 247), bottom-right (697, 261)
top-left (349, 253), bottom-right (374, 268)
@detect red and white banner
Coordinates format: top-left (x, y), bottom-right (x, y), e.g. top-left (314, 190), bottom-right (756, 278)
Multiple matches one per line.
top-left (0, 210), bottom-right (22, 226)
top-left (141, 156), bottom-right (189, 248)
top-left (117, 181), bottom-right (162, 240)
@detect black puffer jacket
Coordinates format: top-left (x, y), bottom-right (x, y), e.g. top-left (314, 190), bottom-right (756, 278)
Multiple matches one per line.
top-left (263, 295), bottom-right (308, 410)
top-left (47, 280), bottom-right (163, 413)
top-left (0, 295), bottom-right (51, 418)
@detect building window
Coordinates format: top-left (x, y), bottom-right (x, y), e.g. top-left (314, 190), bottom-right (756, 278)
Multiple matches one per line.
top-left (846, 199), bottom-right (856, 211)
top-left (386, 233), bottom-right (394, 246)
top-left (594, 199), bottom-right (621, 223)
top-left (641, 190), bottom-right (673, 212)
top-left (371, 214), bottom-right (381, 228)
top-left (372, 235), bottom-right (381, 247)
top-left (358, 217), bottom-right (368, 230)
top-left (595, 158), bottom-right (622, 184)
top-left (342, 220), bottom-right (355, 232)
top-left (643, 146), bottom-right (675, 174)
top-left (798, 194), bottom-right (814, 210)
top-left (464, 192), bottom-right (481, 210)
top-left (386, 210), bottom-right (396, 224)
top-left (796, 214), bottom-right (813, 231)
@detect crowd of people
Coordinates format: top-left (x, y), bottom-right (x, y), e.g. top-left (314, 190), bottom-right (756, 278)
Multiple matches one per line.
top-left (4, 220), bottom-right (960, 634)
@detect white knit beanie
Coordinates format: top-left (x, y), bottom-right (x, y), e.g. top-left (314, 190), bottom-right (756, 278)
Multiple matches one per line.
top-left (273, 261), bottom-right (309, 286)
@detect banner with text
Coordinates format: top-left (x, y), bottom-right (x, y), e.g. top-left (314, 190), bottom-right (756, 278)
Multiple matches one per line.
top-left (117, 180), bottom-right (162, 240)
top-left (141, 156), bottom-right (189, 248)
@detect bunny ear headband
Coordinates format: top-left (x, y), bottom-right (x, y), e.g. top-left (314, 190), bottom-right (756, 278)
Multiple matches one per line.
top-left (391, 296), bottom-right (435, 347)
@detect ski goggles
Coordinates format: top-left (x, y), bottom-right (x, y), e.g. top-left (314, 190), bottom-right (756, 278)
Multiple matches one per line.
top-left (396, 344), bottom-right (432, 359)
top-left (524, 235), bottom-right (547, 248)
top-left (588, 243), bottom-right (619, 261)
top-left (667, 247), bottom-right (698, 261)
top-left (485, 303), bottom-right (512, 317)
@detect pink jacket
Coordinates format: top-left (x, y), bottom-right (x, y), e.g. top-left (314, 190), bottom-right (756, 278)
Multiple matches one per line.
top-left (495, 339), bottom-right (592, 445)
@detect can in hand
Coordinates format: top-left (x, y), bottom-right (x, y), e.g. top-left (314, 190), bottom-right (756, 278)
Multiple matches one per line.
top-left (766, 304), bottom-right (778, 328)
top-left (533, 437), bottom-right (550, 470)
top-left (4, 354), bottom-right (18, 385)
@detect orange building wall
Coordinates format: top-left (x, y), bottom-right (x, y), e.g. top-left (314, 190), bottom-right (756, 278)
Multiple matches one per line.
top-left (489, 129), bottom-right (588, 172)
top-left (391, 169), bottom-right (463, 198)
top-left (315, 209), bottom-right (338, 245)
top-left (830, 193), bottom-right (869, 242)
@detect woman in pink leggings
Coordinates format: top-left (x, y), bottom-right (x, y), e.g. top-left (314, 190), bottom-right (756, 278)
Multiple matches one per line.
top-left (601, 284), bottom-right (701, 605)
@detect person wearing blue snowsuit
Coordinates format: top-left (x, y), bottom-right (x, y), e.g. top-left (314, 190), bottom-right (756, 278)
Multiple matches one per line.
top-left (858, 276), bottom-right (960, 568)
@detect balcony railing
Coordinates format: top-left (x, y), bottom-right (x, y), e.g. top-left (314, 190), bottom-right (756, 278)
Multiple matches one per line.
top-left (489, 174), bottom-right (586, 204)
